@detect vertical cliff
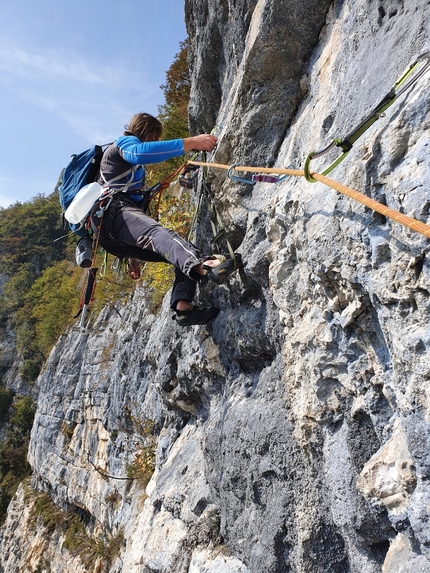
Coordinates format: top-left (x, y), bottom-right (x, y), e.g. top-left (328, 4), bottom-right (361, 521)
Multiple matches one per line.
top-left (1, 1), bottom-right (430, 572)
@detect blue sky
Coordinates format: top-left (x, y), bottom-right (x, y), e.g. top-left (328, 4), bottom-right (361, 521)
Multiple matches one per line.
top-left (0, 0), bottom-right (187, 207)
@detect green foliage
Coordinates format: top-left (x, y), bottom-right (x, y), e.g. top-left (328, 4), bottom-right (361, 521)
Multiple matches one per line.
top-left (0, 193), bottom-right (68, 275)
top-left (20, 358), bottom-right (43, 384)
top-left (32, 491), bottom-right (65, 534)
top-left (0, 395), bottom-right (35, 524)
top-left (126, 439), bottom-right (157, 485)
top-left (160, 39), bottom-right (190, 120)
top-left (0, 386), bottom-right (13, 421)
top-left (0, 442), bottom-right (31, 523)
top-left (0, 192), bottom-right (74, 362)
top-left (104, 527), bottom-right (125, 564)
top-left (150, 40), bottom-right (190, 185)
top-left (62, 515), bottom-right (93, 553)
top-left (34, 558), bottom-right (52, 573)
top-left (14, 260), bottom-right (81, 359)
top-left (158, 102), bottom-right (189, 141)
top-left (0, 263), bottom-right (36, 323)
top-left (10, 395), bottom-right (36, 436)
top-left (62, 514), bottom-right (124, 570)
top-left (89, 254), bottom-right (135, 319)
top-left (29, 487), bottom-right (125, 570)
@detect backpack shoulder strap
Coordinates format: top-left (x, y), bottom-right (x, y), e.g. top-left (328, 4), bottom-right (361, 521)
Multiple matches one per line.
top-left (99, 143), bottom-right (144, 191)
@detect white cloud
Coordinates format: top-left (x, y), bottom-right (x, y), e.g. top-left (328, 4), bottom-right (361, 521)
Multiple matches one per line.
top-left (0, 35), bottom-right (161, 144)
top-left (0, 40), bottom-right (116, 85)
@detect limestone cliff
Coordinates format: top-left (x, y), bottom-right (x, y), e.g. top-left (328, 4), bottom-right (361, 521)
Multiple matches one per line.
top-left (1, 1), bottom-right (430, 572)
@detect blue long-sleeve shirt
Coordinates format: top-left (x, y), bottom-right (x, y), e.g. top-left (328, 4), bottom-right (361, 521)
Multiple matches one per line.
top-left (98, 135), bottom-right (184, 192)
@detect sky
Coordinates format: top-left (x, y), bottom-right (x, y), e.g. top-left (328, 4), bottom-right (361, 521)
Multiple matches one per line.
top-left (0, 0), bottom-right (187, 208)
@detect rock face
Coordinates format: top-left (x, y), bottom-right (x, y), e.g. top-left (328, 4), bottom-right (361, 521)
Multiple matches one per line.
top-left (2, 1), bottom-right (430, 572)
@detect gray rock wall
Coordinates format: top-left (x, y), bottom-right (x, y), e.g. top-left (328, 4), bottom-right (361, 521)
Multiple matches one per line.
top-left (2, 1), bottom-right (430, 572)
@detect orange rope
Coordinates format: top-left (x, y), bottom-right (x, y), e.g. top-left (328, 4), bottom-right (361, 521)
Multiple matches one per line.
top-left (188, 160), bottom-right (430, 239)
top-left (312, 172), bottom-right (430, 239)
top-left (189, 160), bottom-right (302, 176)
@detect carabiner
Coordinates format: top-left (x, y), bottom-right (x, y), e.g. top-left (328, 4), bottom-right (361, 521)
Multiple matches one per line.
top-left (227, 163), bottom-right (256, 185)
top-left (111, 257), bottom-right (124, 281)
top-left (304, 141), bottom-right (349, 183)
top-left (99, 250), bottom-right (108, 277)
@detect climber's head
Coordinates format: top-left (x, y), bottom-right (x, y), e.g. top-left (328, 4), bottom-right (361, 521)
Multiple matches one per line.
top-left (124, 113), bottom-right (162, 142)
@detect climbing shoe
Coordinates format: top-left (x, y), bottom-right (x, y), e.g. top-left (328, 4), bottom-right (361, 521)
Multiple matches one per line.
top-left (174, 305), bottom-right (220, 326)
top-left (203, 253), bottom-right (242, 284)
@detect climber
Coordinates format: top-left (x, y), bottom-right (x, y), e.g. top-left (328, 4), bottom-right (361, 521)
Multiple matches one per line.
top-left (90, 112), bottom-right (238, 326)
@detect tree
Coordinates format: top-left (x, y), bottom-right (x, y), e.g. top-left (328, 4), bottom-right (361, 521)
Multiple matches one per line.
top-left (156, 39), bottom-right (190, 168)
top-left (15, 260), bottom-right (81, 359)
top-left (160, 39), bottom-right (190, 120)
top-left (0, 194), bottom-right (68, 276)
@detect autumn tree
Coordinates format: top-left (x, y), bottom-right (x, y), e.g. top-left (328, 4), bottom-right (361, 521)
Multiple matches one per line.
top-left (159, 39), bottom-right (190, 135)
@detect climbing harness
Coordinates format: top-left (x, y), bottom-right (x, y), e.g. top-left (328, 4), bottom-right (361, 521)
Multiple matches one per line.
top-left (304, 51), bottom-right (430, 182)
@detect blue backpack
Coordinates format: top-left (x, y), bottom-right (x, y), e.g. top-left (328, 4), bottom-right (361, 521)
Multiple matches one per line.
top-left (58, 145), bottom-right (104, 237)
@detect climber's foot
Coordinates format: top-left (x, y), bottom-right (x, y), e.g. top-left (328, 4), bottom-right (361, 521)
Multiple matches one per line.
top-left (174, 305), bottom-right (220, 326)
top-left (203, 254), bottom-right (241, 284)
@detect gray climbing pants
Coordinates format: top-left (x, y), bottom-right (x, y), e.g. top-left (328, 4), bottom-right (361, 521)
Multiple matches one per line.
top-left (91, 196), bottom-right (206, 308)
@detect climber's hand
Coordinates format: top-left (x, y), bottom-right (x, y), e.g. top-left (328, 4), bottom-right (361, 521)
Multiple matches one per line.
top-left (183, 134), bottom-right (218, 153)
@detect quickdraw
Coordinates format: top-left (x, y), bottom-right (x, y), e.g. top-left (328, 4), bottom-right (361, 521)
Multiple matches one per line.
top-left (227, 162), bottom-right (256, 185)
top-left (252, 174), bottom-right (288, 184)
top-left (251, 165), bottom-right (296, 184)
top-left (228, 164), bottom-right (293, 185)
top-left (304, 51), bottom-right (430, 182)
